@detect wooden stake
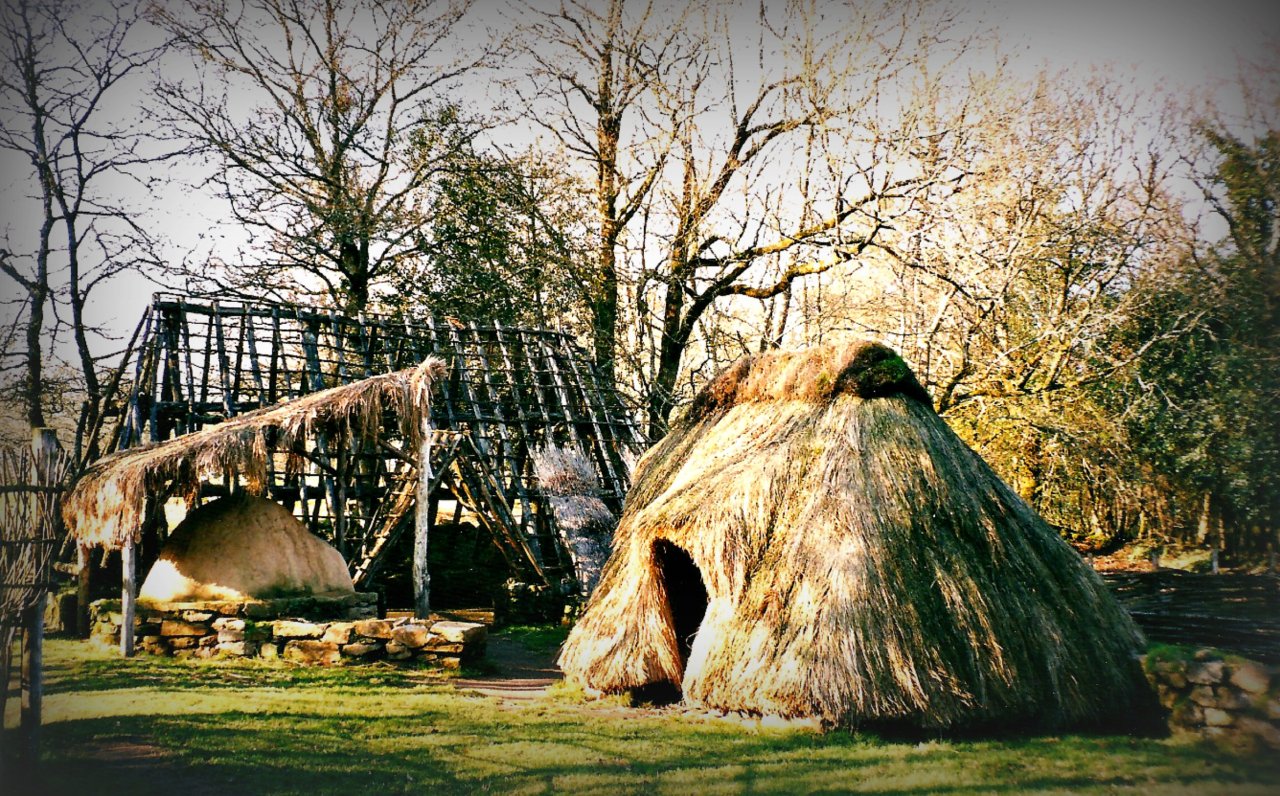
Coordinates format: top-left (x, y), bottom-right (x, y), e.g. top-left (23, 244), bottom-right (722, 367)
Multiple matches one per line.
top-left (413, 421), bottom-right (432, 620)
top-left (76, 545), bottom-right (90, 638)
top-left (121, 539), bottom-right (136, 657)
top-left (20, 596), bottom-right (44, 765)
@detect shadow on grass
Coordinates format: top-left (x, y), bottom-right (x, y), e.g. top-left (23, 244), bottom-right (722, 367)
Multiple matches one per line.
top-left (18, 706), bottom-right (1280, 796)
top-left (16, 641), bottom-right (1280, 795)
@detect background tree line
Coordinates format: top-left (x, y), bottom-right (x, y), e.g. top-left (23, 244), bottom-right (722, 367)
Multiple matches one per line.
top-left (1, 0), bottom-right (1276, 562)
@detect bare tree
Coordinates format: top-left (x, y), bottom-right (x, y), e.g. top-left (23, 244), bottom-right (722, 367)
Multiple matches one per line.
top-left (0, 0), bottom-right (167, 445)
top-left (515, 0), bottom-right (693, 387)
top-left (792, 68), bottom-right (1199, 536)
top-left (154, 0), bottom-right (492, 313)
top-left (522, 0), bottom-right (981, 435)
top-left (870, 72), bottom-right (1193, 415)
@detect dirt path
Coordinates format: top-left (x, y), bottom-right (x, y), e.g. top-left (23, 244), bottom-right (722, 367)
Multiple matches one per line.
top-left (452, 633), bottom-right (563, 700)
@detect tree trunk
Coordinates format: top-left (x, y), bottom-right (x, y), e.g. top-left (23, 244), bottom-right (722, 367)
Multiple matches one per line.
top-left (23, 271), bottom-right (48, 428)
top-left (340, 240), bottom-right (369, 313)
top-left (647, 265), bottom-right (689, 439)
top-left (590, 6), bottom-right (622, 388)
top-left (23, 193), bottom-right (54, 429)
top-left (1016, 431), bottom-right (1042, 504)
top-left (592, 232), bottom-right (619, 387)
top-left (65, 215), bottom-right (102, 444)
top-left (1197, 491), bottom-right (1212, 545)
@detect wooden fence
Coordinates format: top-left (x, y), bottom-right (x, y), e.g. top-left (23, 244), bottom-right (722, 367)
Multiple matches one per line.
top-left (0, 433), bottom-right (73, 769)
top-left (1101, 571), bottom-right (1280, 663)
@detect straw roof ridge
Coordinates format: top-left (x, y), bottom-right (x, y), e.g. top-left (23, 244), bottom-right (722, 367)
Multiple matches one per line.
top-left (685, 341), bottom-right (930, 423)
top-left (63, 359), bottom-right (445, 550)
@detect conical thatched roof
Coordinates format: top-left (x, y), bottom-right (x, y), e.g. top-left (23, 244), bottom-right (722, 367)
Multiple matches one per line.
top-left (558, 342), bottom-right (1148, 731)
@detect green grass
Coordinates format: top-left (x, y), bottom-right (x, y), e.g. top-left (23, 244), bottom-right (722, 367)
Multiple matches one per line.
top-left (3, 639), bottom-right (1278, 795)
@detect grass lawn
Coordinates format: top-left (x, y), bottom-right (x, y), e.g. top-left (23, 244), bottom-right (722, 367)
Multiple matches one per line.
top-left (3, 634), bottom-right (1279, 795)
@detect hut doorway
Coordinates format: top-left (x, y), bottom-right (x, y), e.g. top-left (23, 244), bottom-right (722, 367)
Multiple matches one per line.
top-left (654, 540), bottom-right (708, 667)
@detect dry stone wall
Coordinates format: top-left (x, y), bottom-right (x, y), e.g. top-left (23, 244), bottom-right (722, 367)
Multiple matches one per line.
top-left (1144, 648), bottom-right (1280, 753)
top-left (89, 596), bottom-right (486, 669)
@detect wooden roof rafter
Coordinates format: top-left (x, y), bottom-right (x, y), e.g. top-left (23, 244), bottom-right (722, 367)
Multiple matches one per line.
top-left (79, 293), bottom-right (644, 589)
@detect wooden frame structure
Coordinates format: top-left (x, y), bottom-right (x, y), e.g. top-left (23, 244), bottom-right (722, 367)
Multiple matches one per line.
top-left (0, 430), bottom-right (70, 768)
top-left (84, 294), bottom-right (643, 593)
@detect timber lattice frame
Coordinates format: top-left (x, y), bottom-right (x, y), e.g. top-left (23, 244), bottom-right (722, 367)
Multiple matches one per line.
top-left (85, 293), bottom-right (643, 590)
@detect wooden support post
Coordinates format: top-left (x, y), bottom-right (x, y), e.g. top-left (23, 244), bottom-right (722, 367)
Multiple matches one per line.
top-left (413, 423), bottom-right (433, 620)
top-left (20, 427), bottom-right (58, 767)
top-left (121, 539), bottom-right (136, 657)
top-left (20, 596), bottom-right (45, 764)
top-left (76, 545), bottom-right (91, 638)
top-left (1211, 517), bottom-right (1222, 575)
top-left (334, 446), bottom-right (348, 557)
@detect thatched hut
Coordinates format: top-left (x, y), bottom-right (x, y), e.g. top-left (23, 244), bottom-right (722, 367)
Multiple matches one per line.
top-left (62, 359), bottom-right (443, 653)
top-left (558, 342), bottom-right (1148, 731)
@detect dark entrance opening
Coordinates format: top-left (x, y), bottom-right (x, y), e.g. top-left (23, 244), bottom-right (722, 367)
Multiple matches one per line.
top-left (654, 539), bottom-right (708, 668)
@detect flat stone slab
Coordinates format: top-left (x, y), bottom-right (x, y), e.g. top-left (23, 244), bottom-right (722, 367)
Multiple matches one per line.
top-left (159, 620), bottom-right (207, 637)
top-left (283, 640), bottom-right (341, 666)
top-left (392, 624), bottom-right (433, 648)
top-left (352, 618), bottom-right (400, 639)
top-left (273, 620), bottom-right (328, 639)
top-left (432, 620), bottom-right (486, 644)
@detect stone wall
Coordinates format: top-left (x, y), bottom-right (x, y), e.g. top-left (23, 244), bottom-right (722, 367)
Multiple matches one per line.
top-left (89, 596), bottom-right (486, 669)
top-left (1144, 648), bottom-right (1280, 753)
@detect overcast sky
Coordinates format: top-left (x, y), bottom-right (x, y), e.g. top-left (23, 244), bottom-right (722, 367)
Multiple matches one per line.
top-left (991, 0), bottom-right (1275, 127)
top-left (2, 0), bottom-right (1276, 361)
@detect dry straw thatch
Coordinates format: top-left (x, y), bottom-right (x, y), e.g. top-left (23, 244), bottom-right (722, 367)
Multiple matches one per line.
top-left (63, 359), bottom-right (444, 551)
top-left (559, 342), bottom-right (1148, 731)
top-left (532, 444), bottom-right (618, 596)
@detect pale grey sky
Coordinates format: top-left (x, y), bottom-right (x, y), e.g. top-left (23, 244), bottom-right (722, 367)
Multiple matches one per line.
top-left (2, 0), bottom-right (1276, 366)
top-left (987, 0), bottom-right (1274, 105)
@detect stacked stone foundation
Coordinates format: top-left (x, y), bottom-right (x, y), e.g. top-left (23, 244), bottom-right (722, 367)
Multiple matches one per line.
top-left (89, 595), bottom-right (486, 669)
top-left (1144, 648), bottom-right (1280, 753)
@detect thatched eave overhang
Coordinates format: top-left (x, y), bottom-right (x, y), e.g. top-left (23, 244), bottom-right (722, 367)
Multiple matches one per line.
top-left (63, 359), bottom-right (444, 551)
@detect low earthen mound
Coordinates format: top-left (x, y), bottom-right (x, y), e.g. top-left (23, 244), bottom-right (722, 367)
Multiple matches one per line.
top-left (139, 493), bottom-right (353, 602)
